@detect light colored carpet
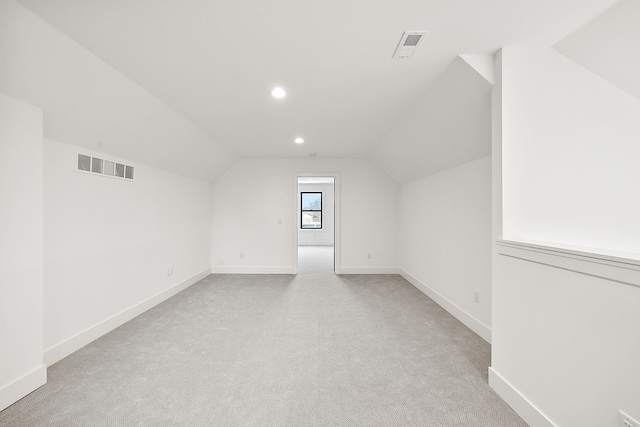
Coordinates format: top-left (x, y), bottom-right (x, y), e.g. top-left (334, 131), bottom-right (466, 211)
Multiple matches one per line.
top-left (298, 245), bottom-right (334, 274)
top-left (0, 271), bottom-right (527, 426)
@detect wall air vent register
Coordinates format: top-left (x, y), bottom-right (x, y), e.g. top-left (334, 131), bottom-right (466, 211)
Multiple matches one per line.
top-left (77, 153), bottom-right (134, 180)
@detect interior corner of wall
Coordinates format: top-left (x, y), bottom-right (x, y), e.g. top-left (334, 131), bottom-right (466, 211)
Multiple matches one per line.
top-left (459, 54), bottom-right (495, 86)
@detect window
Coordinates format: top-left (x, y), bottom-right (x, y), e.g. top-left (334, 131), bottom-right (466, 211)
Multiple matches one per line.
top-left (115, 163), bottom-right (125, 177)
top-left (91, 157), bottom-right (103, 173)
top-left (104, 160), bottom-right (115, 176)
top-left (301, 192), bottom-right (322, 229)
top-left (77, 154), bottom-right (134, 180)
top-left (78, 154), bottom-right (91, 171)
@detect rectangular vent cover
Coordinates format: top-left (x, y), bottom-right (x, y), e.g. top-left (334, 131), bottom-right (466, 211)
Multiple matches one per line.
top-left (393, 31), bottom-right (429, 59)
top-left (78, 153), bottom-right (134, 180)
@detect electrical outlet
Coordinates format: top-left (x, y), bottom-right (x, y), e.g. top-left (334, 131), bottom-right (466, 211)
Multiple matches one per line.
top-left (474, 290), bottom-right (480, 304)
top-left (367, 253), bottom-right (372, 259)
top-left (620, 410), bottom-right (640, 427)
top-left (240, 252), bottom-right (244, 259)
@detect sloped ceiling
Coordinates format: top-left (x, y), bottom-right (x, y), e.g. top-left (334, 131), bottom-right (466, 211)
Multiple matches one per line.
top-left (371, 56), bottom-right (492, 183)
top-left (0, 0), bottom-right (237, 182)
top-left (554, 0), bottom-right (640, 101)
top-left (2, 0), bottom-right (622, 182)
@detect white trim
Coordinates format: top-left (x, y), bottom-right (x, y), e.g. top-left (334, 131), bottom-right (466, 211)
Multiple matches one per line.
top-left (497, 239), bottom-right (640, 288)
top-left (400, 268), bottom-right (491, 343)
top-left (211, 266), bottom-right (294, 274)
top-left (0, 364), bottom-right (47, 411)
top-left (44, 268), bottom-right (211, 366)
top-left (489, 368), bottom-right (557, 427)
top-left (340, 267), bottom-right (399, 275)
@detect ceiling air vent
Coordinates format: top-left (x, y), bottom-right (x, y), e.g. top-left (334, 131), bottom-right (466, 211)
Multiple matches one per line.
top-left (393, 31), bottom-right (429, 59)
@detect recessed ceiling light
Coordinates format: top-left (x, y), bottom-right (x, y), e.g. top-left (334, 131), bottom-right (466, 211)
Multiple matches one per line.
top-left (271, 87), bottom-right (286, 98)
top-left (294, 137), bottom-right (304, 144)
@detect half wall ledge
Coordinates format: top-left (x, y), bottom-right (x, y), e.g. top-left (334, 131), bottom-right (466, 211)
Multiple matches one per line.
top-left (496, 239), bottom-right (640, 288)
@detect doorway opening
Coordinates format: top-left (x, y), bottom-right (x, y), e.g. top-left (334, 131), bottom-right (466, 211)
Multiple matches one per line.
top-left (294, 174), bottom-right (340, 274)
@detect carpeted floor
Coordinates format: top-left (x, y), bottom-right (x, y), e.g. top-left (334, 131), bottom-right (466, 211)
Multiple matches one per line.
top-left (0, 250), bottom-right (527, 426)
top-left (297, 245), bottom-right (334, 274)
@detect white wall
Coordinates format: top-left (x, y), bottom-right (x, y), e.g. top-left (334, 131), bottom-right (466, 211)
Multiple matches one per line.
top-left (298, 182), bottom-right (335, 246)
top-left (398, 156), bottom-right (492, 342)
top-left (43, 138), bottom-right (213, 364)
top-left (0, 93), bottom-right (46, 410)
top-left (491, 48), bottom-right (640, 427)
top-left (501, 48), bottom-right (640, 257)
top-left (211, 158), bottom-right (397, 274)
top-left (382, 54), bottom-right (494, 344)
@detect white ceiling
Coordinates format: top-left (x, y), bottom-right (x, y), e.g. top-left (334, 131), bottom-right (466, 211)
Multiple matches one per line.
top-left (554, 0), bottom-right (640, 102)
top-left (371, 56), bottom-right (493, 183)
top-left (5, 0), bottom-right (626, 181)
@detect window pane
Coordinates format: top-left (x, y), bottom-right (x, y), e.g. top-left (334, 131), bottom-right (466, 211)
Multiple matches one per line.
top-left (301, 211), bottom-right (321, 228)
top-left (104, 160), bottom-right (115, 176)
top-left (115, 163), bottom-right (125, 177)
top-left (125, 165), bottom-right (134, 179)
top-left (302, 192), bottom-right (321, 210)
top-left (78, 154), bottom-right (91, 171)
top-left (91, 157), bottom-right (103, 173)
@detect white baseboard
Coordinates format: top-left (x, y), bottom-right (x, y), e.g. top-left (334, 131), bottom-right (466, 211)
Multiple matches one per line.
top-left (44, 268), bottom-right (211, 366)
top-left (211, 266), bottom-right (399, 275)
top-left (339, 267), bottom-right (399, 274)
top-left (211, 266), bottom-right (294, 274)
top-left (0, 364), bottom-right (46, 411)
top-left (399, 268), bottom-right (491, 343)
top-left (211, 266), bottom-right (400, 275)
top-left (489, 368), bottom-right (556, 427)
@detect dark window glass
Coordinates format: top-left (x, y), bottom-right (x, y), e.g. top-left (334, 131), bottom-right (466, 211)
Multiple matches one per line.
top-left (301, 192), bottom-right (322, 229)
top-left (78, 154), bottom-right (91, 171)
top-left (91, 157), bottom-right (103, 173)
top-left (115, 163), bottom-right (125, 177)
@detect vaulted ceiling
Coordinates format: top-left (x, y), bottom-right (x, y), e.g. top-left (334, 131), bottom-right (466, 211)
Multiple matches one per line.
top-left (1, 0), bottom-right (628, 182)
top-left (554, 0), bottom-right (640, 102)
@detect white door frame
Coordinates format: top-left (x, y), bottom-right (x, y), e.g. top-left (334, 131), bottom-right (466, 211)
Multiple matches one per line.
top-left (293, 172), bottom-right (341, 274)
